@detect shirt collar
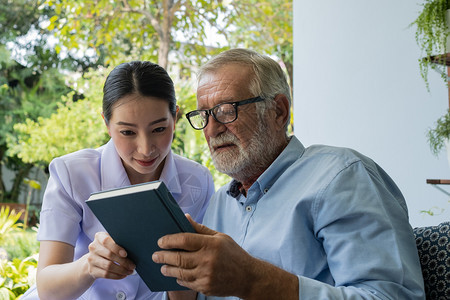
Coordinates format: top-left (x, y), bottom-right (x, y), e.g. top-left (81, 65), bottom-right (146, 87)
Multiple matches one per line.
top-left (227, 135), bottom-right (305, 199)
top-left (159, 150), bottom-right (182, 195)
top-left (229, 180), bottom-right (243, 198)
top-left (100, 139), bottom-right (130, 190)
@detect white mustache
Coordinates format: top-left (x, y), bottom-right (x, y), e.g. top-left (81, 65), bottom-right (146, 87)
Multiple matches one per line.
top-left (209, 133), bottom-right (239, 148)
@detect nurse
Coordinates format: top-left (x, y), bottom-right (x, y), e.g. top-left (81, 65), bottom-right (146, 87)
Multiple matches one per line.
top-left (22, 61), bottom-right (214, 299)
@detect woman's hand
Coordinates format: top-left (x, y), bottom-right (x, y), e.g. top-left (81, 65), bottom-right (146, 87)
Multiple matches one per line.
top-left (86, 232), bottom-right (136, 279)
top-left (36, 234), bottom-right (134, 300)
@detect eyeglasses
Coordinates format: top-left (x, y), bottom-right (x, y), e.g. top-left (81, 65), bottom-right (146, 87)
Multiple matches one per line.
top-left (185, 96), bottom-right (265, 130)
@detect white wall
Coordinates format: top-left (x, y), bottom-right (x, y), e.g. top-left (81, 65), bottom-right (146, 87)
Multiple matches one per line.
top-left (294, 0), bottom-right (450, 227)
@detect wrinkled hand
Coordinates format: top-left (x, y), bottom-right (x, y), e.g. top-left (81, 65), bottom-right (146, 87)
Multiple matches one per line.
top-left (152, 215), bottom-right (256, 297)
top-left (86, 232), bottom-right (136, 280)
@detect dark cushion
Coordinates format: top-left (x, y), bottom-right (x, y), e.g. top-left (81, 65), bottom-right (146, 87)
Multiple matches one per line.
top-left (413, 222), bottom-right (450, 300)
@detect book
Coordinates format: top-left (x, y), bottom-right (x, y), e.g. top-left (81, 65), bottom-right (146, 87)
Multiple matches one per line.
top-left (86, 180), bottom-right (195, 292)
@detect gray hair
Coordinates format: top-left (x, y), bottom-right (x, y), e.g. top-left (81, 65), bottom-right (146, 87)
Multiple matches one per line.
top-left (197, 48), bottom-right (292, 131)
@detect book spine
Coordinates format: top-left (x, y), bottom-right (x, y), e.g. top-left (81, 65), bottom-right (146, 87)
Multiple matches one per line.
top-left (155, 183), bottom-right (194, 233)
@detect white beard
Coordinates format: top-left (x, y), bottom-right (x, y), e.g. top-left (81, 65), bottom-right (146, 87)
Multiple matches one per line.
top-left (209, 119), bottom-right (279, 181)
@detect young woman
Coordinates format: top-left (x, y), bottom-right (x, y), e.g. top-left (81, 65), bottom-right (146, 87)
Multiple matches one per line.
top-left (22, 61), bottom-right (214, 299)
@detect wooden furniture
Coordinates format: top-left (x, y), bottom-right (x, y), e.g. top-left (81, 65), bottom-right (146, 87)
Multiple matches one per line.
top-left (426, 179), bottom-right (450, 196)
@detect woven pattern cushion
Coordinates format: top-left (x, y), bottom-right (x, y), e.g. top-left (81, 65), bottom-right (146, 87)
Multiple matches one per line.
top-left (413, 222), bottom-right (450, 300)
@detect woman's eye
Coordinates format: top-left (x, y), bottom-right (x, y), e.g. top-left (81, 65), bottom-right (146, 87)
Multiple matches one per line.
top-left (120, 130), bottom-right (135, 136)
top-left (153, 127), bottom-right (166, 133)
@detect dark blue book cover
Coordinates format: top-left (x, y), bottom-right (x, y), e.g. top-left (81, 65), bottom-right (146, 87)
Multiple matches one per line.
top-left (86, 180), bottom-right (195, 292)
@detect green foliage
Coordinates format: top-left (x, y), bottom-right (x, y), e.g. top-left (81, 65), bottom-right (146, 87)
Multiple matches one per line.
top-left (427, 110), bottom-right (450, 155)
top-left (8, 94), bottom-right (108, 165)
top-left (0, 43), bottom-right (71, 202)
top-left (7, 68), bottom-right (109, 165)
top-left (421, 206), bottom-right (445, 216)
top-left (0, 207), bottom-right (23, 246)
top-left (0, 0), bottom-right (42, 43)
top-left (420, 197), bottom-right (450, 216)
top-left (225, 0), bottom-right (292, 55)
top-left (0, 288), bottom-right (15, 300)
top-left (6, 0), bottom-right (292, 193)
top-left (0, 45), bottom-right (63, 147)
top-left (0, 207), bottom-right (38, 299)
top-left (224, 0), bottom-right (293, 88)
top-left (0, 255), bottom-right (38, 299)
top-left (0, 0), bottom-right (103, 203)
top-left (411, 0), bottom-right (450, 90)
top-left (3, 229), bottom-right (39, 261)
top-left (42, 0), bottom-right (228, 68)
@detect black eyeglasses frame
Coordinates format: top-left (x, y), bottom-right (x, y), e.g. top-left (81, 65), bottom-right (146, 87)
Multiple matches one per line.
top-left (185, 96), bottom-right (265, 130)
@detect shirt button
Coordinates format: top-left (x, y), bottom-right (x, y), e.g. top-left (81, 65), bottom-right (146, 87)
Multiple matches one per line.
top-left (245, 205), bottom-right (252, 212)
top-left (116, 291), bottom-right (126, 300)
top-left (264, 188), bottom-right (269, 193)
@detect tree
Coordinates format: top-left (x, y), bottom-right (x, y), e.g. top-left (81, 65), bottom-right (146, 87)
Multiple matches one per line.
top-left (7, 69), bottom-right (109, 166)
top-left (0, 0), bottom-right (42, 41)
top-left (0, 0), bottom-right (90, 202)
top-left (224, 0), bottom-right (293, 91)
top-left (0, 46), bottom-right (70, 202)
top-left (44, 0), bottom-right (227, 69)
top-left (9, 0), bottom-right (291, 192)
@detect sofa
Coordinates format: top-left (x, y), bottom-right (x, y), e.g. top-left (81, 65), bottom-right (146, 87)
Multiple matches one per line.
top-left (413, 222), bottom-right (450, 300)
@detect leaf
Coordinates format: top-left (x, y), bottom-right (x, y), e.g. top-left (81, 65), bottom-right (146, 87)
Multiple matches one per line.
top-left (49, 15), bottom-right (58, 24)
top-left (0, 207), bottom-right (23, 245)
top-left (0, 288), bottom-right (15, 300)
top-left (23, 179), bottom-right (41, 190)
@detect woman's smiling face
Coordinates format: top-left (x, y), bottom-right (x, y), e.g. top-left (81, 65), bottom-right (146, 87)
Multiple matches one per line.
top-left (105, 94), bottom-right (177, 184)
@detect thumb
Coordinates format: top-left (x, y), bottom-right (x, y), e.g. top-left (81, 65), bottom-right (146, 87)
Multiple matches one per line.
top-left (186, 214), bottom-right (217, 235)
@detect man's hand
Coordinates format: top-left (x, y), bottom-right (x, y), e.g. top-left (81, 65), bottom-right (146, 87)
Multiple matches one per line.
top-left (152, 215), bottom-right (258, 298)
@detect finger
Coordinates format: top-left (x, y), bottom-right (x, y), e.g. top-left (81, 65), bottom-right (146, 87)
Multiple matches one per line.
top-left (162, 265), bottom-right (218, 296)
top-left (91, 233), bottom-right (136, 271)
top-left (96, 232), bottom-right (128, 258)
top-left (88, 246), bottom-right (135, 275)
top-left (160, 263), bottom-right (197, 282)
top-left (157, 232), bottom-right (210, 251)
top-left (186, 214), bottom-right (217, 235)
top-left (88, 255), bottom-right (133, 279)
top-left (156, 218), bottom-right (217, 251)
top-left (152, 250), bottom-right (197, 269)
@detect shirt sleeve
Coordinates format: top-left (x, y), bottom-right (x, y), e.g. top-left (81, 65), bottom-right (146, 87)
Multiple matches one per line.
top-left (37, 157), bottom-right (83, 246)
top-left (301, 160), bottom-right (425, 299)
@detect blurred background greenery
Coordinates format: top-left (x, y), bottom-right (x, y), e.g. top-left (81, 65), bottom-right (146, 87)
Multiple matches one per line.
top-left (1, 0), bottom-right (292, 202)
top-left (0, 0), bottom-right (292, 297)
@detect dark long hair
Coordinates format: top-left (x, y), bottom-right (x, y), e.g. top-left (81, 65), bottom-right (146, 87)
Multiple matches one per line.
top-left (102, 61), bottom-right (177, 123)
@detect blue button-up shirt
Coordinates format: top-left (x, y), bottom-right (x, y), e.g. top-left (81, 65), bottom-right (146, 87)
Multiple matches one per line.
top-left (199, 136), bottom-right (424, 299)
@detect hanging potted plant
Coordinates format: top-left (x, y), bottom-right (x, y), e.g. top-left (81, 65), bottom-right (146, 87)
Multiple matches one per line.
top-left (411, 0), bottom-right (450, 90)
top-left (427, 109), bottom-right (450, 163)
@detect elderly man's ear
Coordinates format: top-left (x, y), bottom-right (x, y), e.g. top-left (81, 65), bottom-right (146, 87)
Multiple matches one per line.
top-left (273, 94), bottom-right (290, 131)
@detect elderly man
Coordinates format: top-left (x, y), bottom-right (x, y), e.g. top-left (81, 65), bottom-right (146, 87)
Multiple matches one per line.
top-left (153, 48), bottom-right (425, 299)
